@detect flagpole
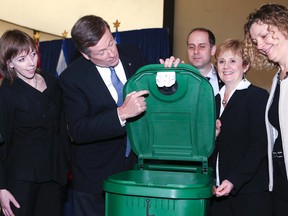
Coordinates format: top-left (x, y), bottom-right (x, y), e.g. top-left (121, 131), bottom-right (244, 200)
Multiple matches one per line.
top-left (113, 20), bottom-right (121, 44)
top-left (33, 30), bottom-right (41, 69)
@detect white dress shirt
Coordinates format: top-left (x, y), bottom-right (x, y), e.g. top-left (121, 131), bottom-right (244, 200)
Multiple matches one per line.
top-left (97, 60), bottom-right (127, 103)
top-left (205, 64), bottom-right (220, 96)
top-left (97, 60), bottom-right (127, 126)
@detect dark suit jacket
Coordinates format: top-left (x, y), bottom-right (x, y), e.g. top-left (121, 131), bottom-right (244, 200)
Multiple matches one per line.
top-left (210, 84), bottom-right (269, 194)
top-left (59, 44), bottom-right (146, 193)
top-left (0, 72), bottom-right (70, 188)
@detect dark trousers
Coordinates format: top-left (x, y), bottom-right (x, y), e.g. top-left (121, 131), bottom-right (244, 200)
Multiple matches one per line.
top-left (272, 156), bottom-right (288, 216)
top-left (72, 153), bottom-right (137, 216)
top-left (210, 191), bottom-right (272, 216)
top-left (73, 190), bottom-right (105, 216)
top-left (1, 180), bottom-right (65, 216)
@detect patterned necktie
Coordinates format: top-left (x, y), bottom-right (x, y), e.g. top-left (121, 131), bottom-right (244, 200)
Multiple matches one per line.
top-left (109, 67), bottom-right (131, 157)
top-left (110, 67), bottom-right (124, 106)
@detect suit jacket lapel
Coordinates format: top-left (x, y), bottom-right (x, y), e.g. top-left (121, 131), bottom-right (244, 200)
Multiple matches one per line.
top-left (83, 63), bottom-right (117, 109)
top-left (80, 47), bottom-right (142, 109)
top-left (120, 55), bottom-right (135, 80)
top-left (220, 88), bottom-right (248, 118)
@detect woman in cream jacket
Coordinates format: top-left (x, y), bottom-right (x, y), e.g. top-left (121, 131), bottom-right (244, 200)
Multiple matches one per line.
top-left (244, 3), bottom-right (288, 216)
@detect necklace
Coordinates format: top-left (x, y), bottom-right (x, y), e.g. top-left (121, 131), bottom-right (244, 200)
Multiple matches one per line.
top-left (222, 91), bottom-right (230, 106)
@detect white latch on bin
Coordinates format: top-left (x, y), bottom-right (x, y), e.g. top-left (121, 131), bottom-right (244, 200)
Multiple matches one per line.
top-left (156, 72), bottom-right (176, 87)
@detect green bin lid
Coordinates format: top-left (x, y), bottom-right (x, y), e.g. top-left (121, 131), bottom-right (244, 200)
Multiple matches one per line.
top-left (124, 64), bottom-right (215, 163)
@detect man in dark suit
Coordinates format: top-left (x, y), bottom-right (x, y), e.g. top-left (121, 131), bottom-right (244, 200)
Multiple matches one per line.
top-left (59, 15), bottom-right (180, 216)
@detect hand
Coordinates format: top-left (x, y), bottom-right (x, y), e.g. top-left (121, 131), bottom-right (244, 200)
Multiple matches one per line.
top-left (0, 189), bottom-right (20, 216)
top-left (214, 180), bottom-right (234, 197)
top-left (159, 56), bottom-right (183, 68)
top-left (118, 90), bottom-right (149, 121)
top-left (215, 119), bottom-right (221, 138)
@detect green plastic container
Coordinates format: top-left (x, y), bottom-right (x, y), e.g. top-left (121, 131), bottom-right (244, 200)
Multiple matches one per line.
top-left (104, 64), bottom-right (215, 216)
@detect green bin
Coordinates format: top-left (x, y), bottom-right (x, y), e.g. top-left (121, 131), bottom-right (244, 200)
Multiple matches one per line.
top-left (103, 64), bottom-right (215, 216)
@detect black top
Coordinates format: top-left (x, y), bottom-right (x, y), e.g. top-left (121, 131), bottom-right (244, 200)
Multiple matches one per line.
top-left (210, 84), bottom-right (269, 194)
top-left (0, 72), bottom-right (70, 188)
top-left (268, 82), bottom-right (282, 152)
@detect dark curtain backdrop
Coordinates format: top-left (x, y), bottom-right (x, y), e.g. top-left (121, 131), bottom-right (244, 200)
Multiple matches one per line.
top-left (39, 28), bottom-right (170, 76)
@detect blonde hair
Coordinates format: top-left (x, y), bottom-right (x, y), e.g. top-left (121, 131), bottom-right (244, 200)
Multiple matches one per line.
top-left (215, 38), bottom-right (250, 67)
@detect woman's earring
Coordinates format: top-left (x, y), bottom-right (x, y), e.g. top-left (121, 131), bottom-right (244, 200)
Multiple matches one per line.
top-left (9, 65), bottom-right (14, 72)
top-left (243, 73), bottom-right (247, 81)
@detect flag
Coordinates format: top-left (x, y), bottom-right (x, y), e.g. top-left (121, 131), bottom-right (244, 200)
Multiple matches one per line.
top-left (33, 31), bottom-right (41, 68)
top-left (115, 31), bottom-right (121, 44)
top-left (56, 39), bottom-right (68, 76)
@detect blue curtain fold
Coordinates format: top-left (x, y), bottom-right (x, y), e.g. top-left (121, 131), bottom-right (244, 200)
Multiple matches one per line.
top-left (112, 28), bottom-right (170, 64)
top-left (39, 28), bottom-right (170, 75)
top-left (39, 39), bottom-right (79, 76)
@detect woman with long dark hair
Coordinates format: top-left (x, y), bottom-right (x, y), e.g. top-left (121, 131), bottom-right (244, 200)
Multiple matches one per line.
top-left (0, 29), bottom-right (70, 216)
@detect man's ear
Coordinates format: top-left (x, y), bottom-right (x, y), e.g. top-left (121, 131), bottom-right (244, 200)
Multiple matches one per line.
top-left (81, 52), bottom-right (90, 61)
top-left (211, 45), bottom-right (217, 56)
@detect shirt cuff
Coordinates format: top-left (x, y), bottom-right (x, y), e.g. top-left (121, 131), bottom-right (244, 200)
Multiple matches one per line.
top-left (117, 108), bottom-right (126, 126)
